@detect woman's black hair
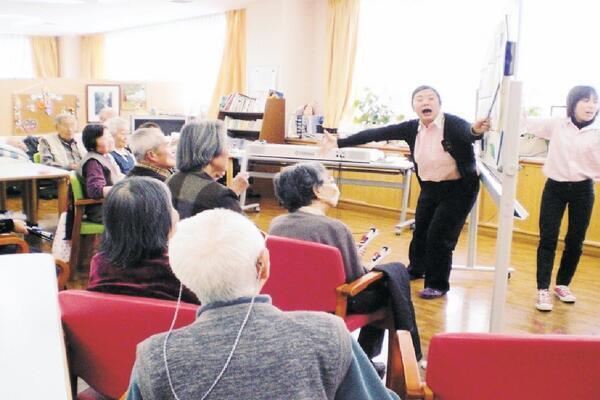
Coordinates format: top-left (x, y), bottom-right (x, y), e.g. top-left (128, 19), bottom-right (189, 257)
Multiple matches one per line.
top-left (82, 124), bottom-right (106, 152)
top-left (566, 86), bottom-right (598, 118)
top-left (411, 85), bottom-right (442, 105)
top-left (99, 177), bottom-right (173, 268)
top-left (273, 162), bottom-right (326, 212)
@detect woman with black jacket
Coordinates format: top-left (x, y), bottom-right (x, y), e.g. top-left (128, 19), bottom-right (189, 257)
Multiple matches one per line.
top-left (322, 85), bottom-right (490, 299)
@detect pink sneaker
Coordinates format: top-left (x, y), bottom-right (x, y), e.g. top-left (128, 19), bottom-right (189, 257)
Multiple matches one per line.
top-left (536, 289), bottom-right (553, 311)
top-left (554, 286), bottom-right (576, 303)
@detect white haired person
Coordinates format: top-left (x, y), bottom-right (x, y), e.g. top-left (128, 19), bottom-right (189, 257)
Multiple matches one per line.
top-left (98, 107), bottom-right (118, 123)
top-left (125, 209), bottom-right (400, 400)
top-left (106, 117), bottom-right (135, 175)
top-left (38, 113), bottom-right (86, 170)
top-left (127, 127), bottom-right (175, 182)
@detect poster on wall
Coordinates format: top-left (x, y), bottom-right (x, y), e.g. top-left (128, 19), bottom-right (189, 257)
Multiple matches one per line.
top-left (87, 84), bottom-right (121, 122)
top-left (13, 92), bottom-right (79, 135)
top-left (122, 84), bottom-right (147, 112)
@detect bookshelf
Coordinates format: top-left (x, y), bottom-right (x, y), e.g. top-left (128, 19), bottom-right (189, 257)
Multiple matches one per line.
top-left (218, 97), bottom-right (285, 144)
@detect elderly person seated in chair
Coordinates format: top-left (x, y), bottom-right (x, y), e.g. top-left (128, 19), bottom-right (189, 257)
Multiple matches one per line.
top-left (87, 177), bottom-right (199, 304)
top-left (77, 124), bottom-right (123, 223)
top-left (127, 127), bottom-right (174, 182)
top-left (166, 121), bottom-right (249, 218)
top-left (269, 162), bottom-right (422, 365)
top-left (106, 117), bottom-right (135, 175)
top-left (38, 113), bottom-right (86, 170)
top-left (125, 209), bottom-right (399, 400)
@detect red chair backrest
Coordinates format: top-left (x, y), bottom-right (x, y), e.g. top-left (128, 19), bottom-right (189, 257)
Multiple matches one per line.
top-left (262, 235), bottom-right (346, 313)
top-left (426, 332), bottom-right (600, 399)
top-left (58, 290), bottom-right (199, 399)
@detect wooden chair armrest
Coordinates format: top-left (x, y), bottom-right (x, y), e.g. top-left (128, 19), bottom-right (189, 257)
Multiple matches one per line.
top-left (0, 235), bottom-right (30, 253)
top-left (74, 198), bottom-right (103, 206)
top-left (55, 259), bottom-right (70, 290)
top-left (119, 391), bottom-right (128, 400)
top-left (336, 271), bottom-right (384, 297)
top-left (397, 330), bottom-right (426, 399)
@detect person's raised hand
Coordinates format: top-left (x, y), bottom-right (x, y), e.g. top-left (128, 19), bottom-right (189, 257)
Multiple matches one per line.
top-left (230, 172), bottom-right (250, 196)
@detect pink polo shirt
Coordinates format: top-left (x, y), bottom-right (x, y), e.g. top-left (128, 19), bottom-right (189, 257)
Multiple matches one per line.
top-left (414, 113), bottom-right (461, 182)
top-left (525, 117), bottom-right (600, 182)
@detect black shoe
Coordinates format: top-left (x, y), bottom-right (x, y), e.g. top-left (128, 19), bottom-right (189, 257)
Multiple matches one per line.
top-left (371, 361), bottom-right (386, 379)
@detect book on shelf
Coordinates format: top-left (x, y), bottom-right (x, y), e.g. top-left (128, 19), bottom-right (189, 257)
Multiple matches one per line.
top-left (223, 116), bottom-right (263, 131)
top-left (220, 92), bottom-right (259, 113)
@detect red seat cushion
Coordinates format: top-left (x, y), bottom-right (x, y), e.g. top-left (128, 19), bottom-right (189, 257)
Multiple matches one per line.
top-left (426, 332), bottom-right (600, 400)
top-left (344, 308), bottom-right (388, 332)
top-left (59, 290), bottom-right (199, 399)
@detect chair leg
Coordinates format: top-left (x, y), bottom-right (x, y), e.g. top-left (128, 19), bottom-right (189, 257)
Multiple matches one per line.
top-left (70, 207), bottom-right (83, 271)
top-left (386, 323), bottom-right (406, 397)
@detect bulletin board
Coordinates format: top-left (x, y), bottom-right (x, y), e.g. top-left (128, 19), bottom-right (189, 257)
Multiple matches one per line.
top-left (13, 92), bottom-right (79, 135)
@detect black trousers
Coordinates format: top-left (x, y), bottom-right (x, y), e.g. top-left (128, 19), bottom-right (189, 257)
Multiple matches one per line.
top-left (407, 176), bottom-right (479, 292)
top-left (536, 178), bottom-right (595, 289)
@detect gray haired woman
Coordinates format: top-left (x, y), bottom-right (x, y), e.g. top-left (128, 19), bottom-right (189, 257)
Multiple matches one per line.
top-left (269, 162), bottom-right (422, 366)
top-left (166, 121), bottom-right (248, 218)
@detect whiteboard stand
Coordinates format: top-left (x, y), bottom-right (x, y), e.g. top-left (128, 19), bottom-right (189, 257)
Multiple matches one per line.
top-left (489, 79), bottom-right (522, 332)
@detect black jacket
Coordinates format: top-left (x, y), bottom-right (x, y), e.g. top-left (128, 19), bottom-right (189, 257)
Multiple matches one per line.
top-left (338, 113), bottom-right (482, 182)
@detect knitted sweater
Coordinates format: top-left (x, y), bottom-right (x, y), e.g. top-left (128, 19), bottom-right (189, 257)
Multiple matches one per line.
top-left (269, 211), bottom-right (367, 282)
top-left (166, 170), bottom-right (242, 219)
top-left (132, 297), bottom-right (353, 400)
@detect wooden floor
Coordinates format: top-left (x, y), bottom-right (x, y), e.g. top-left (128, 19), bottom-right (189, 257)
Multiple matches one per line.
top-left (8, 193), bottom-right (600, 359)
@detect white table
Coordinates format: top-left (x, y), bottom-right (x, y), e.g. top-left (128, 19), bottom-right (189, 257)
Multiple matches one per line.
top-left (0, 159), bottom-right (70, 223)
top-left (233, 150), bottom-right (415, 233)
top-left (0, 253), bottom-right (72, 400)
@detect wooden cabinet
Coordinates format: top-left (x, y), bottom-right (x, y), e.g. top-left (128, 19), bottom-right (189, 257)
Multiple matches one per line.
top-left (218, 97), bottom-right (285, 143)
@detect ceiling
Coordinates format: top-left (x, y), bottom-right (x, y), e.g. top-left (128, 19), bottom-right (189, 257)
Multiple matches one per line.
top-left (0, 0), bottom-right (253, 35)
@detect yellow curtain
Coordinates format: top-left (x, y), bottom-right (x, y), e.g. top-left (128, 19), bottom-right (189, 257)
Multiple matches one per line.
top-left (81, 35), bottom-right (105, 79)
top-left (30, 36), bottom-right (60, 78)
top-left (208, 9), bottom-right (247, 118)
top-left (323, 0), bottom-right (360, 130)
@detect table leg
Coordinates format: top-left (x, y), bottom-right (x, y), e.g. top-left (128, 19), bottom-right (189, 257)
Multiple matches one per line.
top-left (57, 177), bottom-right (68, 216)
top-left (22, 181), bottom-right (35, 223)
top-left (0, 182), bottom-right (6, 210)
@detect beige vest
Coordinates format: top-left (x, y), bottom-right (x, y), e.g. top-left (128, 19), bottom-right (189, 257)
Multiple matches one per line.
top-left (45, 133), bottom-right (87, 168)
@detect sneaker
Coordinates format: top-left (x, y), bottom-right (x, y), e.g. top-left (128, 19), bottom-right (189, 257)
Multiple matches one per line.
top-left (418, 287), bottom-right (447, 299)
top-left (536, 289), bottom-right (553, 311)
top-left (554, 285), bottom-right (576, 303)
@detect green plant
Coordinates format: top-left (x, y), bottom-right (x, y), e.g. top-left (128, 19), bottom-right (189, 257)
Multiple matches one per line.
top-left (352, 88), bottom-right (399, 126)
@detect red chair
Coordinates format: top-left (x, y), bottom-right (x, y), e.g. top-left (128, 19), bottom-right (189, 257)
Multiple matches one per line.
top-left (397, 330), bottom-right (600, 399)
top-left (58, 290), bottom-right (199, 400)
top-left (262, 235), bottom-right (403, 394)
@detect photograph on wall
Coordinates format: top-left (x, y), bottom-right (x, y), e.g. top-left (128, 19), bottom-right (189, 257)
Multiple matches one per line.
top-left (13, 92), bottom-right (79, 135)
top-left (87, 84), bottom-right (120, 122)
top-left (122, 84), bottom-right (147, 112)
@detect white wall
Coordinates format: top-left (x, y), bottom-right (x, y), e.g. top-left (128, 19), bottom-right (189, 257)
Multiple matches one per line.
top-left (246, 0), bottom-right (326, 133)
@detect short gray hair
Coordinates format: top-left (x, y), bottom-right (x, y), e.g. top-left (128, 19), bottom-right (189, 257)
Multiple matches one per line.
top-left (129, 127), bottom-right (165, 162)
top-left (169, 209), bottom-right (265, 304)
top-left (176, 121), bottom-right (226, 172)
top-left (55, 113), bottom-right (76, 126)
top-left (105, 117), bottom-right (129, 136)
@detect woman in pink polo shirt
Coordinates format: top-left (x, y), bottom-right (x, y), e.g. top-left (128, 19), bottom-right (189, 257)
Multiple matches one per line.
top-left (323, 86), bottom-right (490, 299)
top-left (525, 85), bottom-right (599, 312)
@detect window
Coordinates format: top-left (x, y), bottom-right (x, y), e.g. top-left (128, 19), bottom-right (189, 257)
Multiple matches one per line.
top-left (519, 0), bottom-right (600, 115)
top-left (0, 35), bottom-right (34, 79)
top-left (105, 14), bottom-right (226, 115)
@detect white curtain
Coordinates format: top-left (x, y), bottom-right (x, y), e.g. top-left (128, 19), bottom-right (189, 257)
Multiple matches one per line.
top-left (0, 35), bottom-right (34, 78)
top-left (104, 14), bottom-right (226, 116)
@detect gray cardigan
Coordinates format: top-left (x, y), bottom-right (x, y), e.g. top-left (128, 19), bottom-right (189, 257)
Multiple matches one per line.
top-left (269, 211), bottom-right (367, 282)
top-left (127, 296), bottom-right (399, 400)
